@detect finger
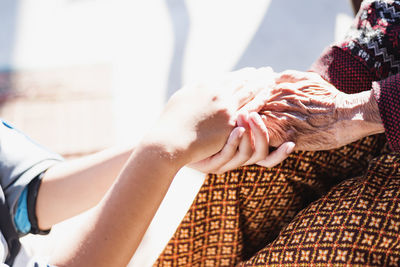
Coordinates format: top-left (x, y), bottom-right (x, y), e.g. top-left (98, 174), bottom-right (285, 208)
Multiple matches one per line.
top-left (243, 112), bottom-right (270, 165)
top-left (217, 114), bottom-right (254, 172)
top-left (236, 113), bottom-right (253, 153)
top-left (257, 141), bottom-right (295, 168)
top-left (189, 126), bottom-right (245, 174)
top-left (207, 127), bottom-right (245, 170)
top-left (217, 130), bottom-right (252, 173)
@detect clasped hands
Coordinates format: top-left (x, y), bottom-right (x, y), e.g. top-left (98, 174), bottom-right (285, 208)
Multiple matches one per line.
top-left (188, 68), bottom-right (384, 174)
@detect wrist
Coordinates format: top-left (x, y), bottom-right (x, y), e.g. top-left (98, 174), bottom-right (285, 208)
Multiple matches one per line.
top-left (336, 90), bottom-right (385, 136)
top-left (140, 133), bottom-right (191, 170)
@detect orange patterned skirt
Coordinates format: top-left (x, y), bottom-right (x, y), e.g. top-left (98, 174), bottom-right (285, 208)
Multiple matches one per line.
top-left (155, 134), bottom-right (400, 266)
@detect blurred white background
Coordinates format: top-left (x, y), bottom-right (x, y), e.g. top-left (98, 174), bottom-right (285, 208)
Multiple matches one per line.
top-left (0, 0), bottom-right (353, 266)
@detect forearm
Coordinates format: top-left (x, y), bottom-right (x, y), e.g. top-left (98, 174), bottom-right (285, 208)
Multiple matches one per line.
top-left (36, 145), bottom-right (133, 230)
top-left (50, 141), bottom-right (184, 267)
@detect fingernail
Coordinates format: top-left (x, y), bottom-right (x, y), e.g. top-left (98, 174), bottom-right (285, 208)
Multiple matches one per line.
top-left (237, 127), bottom-right (245, 138)
top-left (237, 112), bottom-right (250, 127)
top-left (286, 142), bottom-right (295, 154)
top-left (249, 112), bottom-right (262, 125)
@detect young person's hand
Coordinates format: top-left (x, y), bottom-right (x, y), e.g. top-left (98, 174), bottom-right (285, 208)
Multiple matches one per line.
top-left (145, 67), bottom-right (276, 166)
top-left (189, 112), bottom-right (295, 174)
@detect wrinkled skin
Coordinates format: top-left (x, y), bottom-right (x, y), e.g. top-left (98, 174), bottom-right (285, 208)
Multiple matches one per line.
top-left (256, 70), bottom-right (382, 151)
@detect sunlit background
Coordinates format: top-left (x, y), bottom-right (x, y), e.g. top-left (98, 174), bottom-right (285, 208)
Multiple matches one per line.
top-left (0, 0), bottom-right (353, 265)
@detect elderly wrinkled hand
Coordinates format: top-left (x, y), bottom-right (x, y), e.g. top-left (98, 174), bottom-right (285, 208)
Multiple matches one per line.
top-left (261, 70), bottom-right (344, 151)
top-left (243, 70), bottom-right (384, 151)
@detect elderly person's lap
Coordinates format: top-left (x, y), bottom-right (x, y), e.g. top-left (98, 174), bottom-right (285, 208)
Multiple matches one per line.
top-left (155, 134), bottom-right (395, 266)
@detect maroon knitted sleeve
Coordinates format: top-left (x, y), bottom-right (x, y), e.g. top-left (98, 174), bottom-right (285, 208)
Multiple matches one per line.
top-left (372, 75), bottom-right (400, 151)
top-left (310, 0), bottom-right (400, 151)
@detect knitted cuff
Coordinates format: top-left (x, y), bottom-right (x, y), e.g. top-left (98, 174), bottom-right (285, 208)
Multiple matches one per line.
top-left (310, 46), bottom-right (375, 94)
top-left (372, 76), bottom-right (400, 152)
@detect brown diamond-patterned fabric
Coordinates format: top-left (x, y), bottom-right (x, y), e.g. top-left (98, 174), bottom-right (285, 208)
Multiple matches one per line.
top-left (239, 148), bottom-right (400, 266)
top-left (155, 134), bottom-right (389, 266)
